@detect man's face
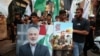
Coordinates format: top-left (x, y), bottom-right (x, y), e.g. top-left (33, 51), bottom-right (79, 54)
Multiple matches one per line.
top-left (75, 10), bottom-right (83, 18)
top-left (56, 18), bottom-right (60, 21)
top-left (28, 30), bottom-right (39, 44)
top-left (15, 15), bottom-right (20, 20)
top-left (25, 16), bottom-right (29, 20)
top-left (41, 16), bottom-right (45, 20)
top-left (89, 17), bottom-right (94, 21)
top-left (47, 16), bottom-right (51, 20)
top-left (31, 16), bottom-right (38, 23)
top-left (60, 13), bottom-right (66, 21)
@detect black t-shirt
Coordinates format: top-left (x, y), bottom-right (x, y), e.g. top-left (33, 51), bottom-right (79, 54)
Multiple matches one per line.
top-left (90, 21), bottom-right (95, 27)
top-left (72, 18), bottom-right (90, 43)
top-left (85, 21), bottom-right (95, 42)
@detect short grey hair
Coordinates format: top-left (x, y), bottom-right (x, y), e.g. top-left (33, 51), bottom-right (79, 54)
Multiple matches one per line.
top-left (27, 27), bottom-right (39, 35)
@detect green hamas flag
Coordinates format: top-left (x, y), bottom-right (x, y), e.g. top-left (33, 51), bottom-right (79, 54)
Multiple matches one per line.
top-left (51, 0), bottom-right (60, 22)
top-left (34, 0), bottom-right (46, 12)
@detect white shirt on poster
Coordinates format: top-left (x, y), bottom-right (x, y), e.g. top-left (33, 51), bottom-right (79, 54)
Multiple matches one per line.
top-left (30, 44), bottom-right (37, 56)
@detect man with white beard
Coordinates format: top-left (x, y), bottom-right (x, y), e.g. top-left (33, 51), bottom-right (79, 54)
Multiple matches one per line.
top-left (19, 27), bottom-right (50, 56)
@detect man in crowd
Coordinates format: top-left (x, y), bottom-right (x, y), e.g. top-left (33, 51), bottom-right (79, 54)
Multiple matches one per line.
top-left (72, 8), bottom-right (90, 56)
top-left (83, 14), bottom-right (95, 56)
top-left (55, 16), bottom-right (60, 22)
top-left (19, 27), bottom-right (50, 56)
top-left (22, 15), bottom-right (30, 24)
top-left (10, 12), bottom-right (22, 43)
top-left (39, 13), bottom-right (46, 25)
top-left (46, 14), bottom-right (52, 25)
top-left (59, 10), bottom-right (69, 22)
top-left (29, 12), bottom-right (39, 28)
top-left (13, 12), bottom-right (22, 26)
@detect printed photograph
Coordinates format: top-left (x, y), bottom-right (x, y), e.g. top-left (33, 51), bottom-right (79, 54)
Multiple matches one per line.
top-left (52, 22), bottom-right (73, 56)
top-left (16, 24), bottom-right (53, 56)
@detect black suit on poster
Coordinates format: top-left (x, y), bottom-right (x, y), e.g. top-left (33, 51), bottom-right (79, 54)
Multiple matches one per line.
top-left (18, 43), bottom-right (50, 56)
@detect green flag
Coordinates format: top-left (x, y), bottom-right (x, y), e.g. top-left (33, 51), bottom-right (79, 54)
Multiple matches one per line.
top-left (38, 35), bottom-right (48, 45)
top-left (34, 0), bottom-right (46, 12)
top-left (38, 34), bottom-right (53, 56)
top-left (51, 0), bottom-right (60, 22)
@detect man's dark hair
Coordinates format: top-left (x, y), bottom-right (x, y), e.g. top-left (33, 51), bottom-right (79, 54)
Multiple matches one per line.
top-left (76, 7), bottom-right (83, 12)
top-left (47, 14), bottom-right (52, 17)
top-left (24, 14), bottom-right (29, 17)
top-left (55, 16), bottom-right (59, 19)
top-left (31, 12), bottom-right (37, 17)
top-left (41, 12), bottom-right (44, 16)
top-left (59, 10), bottom-right (66, 15)
top-left (67, 14), bottom-right (69, 18)
top-left (15, 12), bottom-right (21, 15)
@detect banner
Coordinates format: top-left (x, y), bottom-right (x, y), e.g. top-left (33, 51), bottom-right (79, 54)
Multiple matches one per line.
top-left (52, 22), bottom-right (73, 56)
top-left (34, 0), bottom-right (46, 12)
top-left (16, 24), bottom-right (53, 56)
top-left (82, 0), bottom-right (91, 19)
top-left (51, 0), bottom-right (60, 22)
top-left (53, 22), bottom-right (73, 46)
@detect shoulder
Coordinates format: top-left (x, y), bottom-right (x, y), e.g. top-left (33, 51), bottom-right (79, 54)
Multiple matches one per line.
top-left (82, 18), bottom-right (88, 22)
top-left (37, 44), bottom-right (50, 54)
top-left (37, 44), bottom-right (48, 49)
top-left (36, 44), bottom-right (50, 56)
top-left (72, 19), bottom-right (76, 22)
top-left (82, 18), bottom-right (89, 24)
top-left (36, 44), bottom-right (49, 52)
top-left (19, 43), bottom-right (30, 50)
top-left (72, 18), bottom-right (75, 21)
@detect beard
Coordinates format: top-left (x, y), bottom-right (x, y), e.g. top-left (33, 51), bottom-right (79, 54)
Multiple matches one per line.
top-left (28, 39), bottom-right (38, 45)
top-left (76, 15), bottom-right (82, 19)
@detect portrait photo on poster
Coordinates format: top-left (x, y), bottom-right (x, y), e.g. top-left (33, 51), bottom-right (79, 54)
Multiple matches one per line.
top-left (16, 24), bottom-right (53, 56)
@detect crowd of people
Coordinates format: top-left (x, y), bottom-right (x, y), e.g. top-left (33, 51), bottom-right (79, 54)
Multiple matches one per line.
top-left (0, 4), bottom-right (97, 56)
top-left (0, 0), bottom-right (100, 56)
top-left (9, 9), bottom-right (69, 42)
top-left (6, 7), bottom-right (96, 56)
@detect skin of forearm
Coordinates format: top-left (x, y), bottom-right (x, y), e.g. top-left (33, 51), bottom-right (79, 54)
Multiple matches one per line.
top-left (73, 29), bottom-right (89, 35)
